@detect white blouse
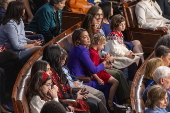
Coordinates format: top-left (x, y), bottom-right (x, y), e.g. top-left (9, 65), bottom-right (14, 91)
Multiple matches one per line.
top-left (30, 95), bottom-right (59, 113)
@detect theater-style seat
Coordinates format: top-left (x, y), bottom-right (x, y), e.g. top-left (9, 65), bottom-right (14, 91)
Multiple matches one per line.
top-left (122, 1), bottom-right (166, 53)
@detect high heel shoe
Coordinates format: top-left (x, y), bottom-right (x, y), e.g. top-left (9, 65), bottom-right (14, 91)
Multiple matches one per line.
top-left (107, 101), bottom-right (114, 113)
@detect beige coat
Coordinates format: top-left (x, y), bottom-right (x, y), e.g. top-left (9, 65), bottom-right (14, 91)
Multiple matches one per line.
top-left (135, 0), bottom-right (170, 31)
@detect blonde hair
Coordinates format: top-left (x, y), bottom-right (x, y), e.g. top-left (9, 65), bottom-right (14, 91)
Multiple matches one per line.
top-left (91, 33), bottom-right (107, 45)
top-left (144, 58), bottom-right (163, 81)
top-left (145, 85), bottom-right (168, 110)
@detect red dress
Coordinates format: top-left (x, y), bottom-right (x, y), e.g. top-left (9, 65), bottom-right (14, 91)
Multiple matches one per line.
top-left (89, 47), bottom-right (111, 84)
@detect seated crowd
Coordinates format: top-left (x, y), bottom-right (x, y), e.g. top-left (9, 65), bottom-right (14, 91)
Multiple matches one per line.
top-left (0, 0), bottom-right (170, 113)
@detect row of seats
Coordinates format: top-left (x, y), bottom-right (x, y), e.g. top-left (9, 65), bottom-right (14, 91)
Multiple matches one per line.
top-left (122, 1), bottom-right (166, 53)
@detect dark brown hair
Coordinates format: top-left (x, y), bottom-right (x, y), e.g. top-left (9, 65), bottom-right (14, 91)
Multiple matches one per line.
top-left (87, 6), bottom-right (102, 16)
top-left (40, 101), bottom-right (66, 113)
top-left (31, 60), bottom-right (49, 77)
top-left (81, 14), bottom-right (94, 38)
top-left (2, 1), bottom-right (24, 25)
top-left (42, 45), bottom-right (67, 83)
top-left (27, 71), bottom-right (52, 103)
top-left (72, 28), bottom-right (87, 46)
top-left (98, 1), bottom-right (112, 20)
top-left (110, 14), bottom-right (125, 31)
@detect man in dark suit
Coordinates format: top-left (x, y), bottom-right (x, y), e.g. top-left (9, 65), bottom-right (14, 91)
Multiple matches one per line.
top-left (156, 0), bottom-right (170, 20)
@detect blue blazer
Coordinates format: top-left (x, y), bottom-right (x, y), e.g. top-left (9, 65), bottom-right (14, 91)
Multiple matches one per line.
top-left (145, 107), bottom-right (168, 113)
top-left (0, 20), bottom-right (27, 51)
top-left (67, 45), bottom-right (105, 88)
top-left (67, 45), bottom-right (111, 99)
top-left (156, 0), bottom-right (170, 20)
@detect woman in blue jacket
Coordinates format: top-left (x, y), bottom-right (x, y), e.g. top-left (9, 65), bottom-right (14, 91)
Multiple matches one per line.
top-left (0, 1), bottom-right (42, 63)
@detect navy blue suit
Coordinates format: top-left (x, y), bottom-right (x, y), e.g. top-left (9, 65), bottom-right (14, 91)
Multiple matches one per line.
top-left (156, 0), bottom-right (170, 20)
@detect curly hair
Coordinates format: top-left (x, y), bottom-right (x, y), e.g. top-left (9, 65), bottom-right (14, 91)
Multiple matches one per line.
top-left (91, 33), bottom-right (107, 45)
top-left (155, 34), bottom-right (170, 50)
top-left (145, 85), bottom-right (168, 110)
top-left (110, 14), bottom-right (125, 31)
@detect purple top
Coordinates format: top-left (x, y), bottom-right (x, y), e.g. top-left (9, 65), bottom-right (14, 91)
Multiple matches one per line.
top-left (68, 45), bottom-right (104, 76)
top-left (68, 45), bottom-right (111, 94)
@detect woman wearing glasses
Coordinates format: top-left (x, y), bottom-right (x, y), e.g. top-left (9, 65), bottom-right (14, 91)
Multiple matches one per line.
top-left (80, 14), bottom-right (131, 106)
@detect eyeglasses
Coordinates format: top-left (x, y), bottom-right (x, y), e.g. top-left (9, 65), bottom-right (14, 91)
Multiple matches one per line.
top-left (44, 83), bottom-right (53, 87)
top-left (95, 13), bottom-right (104, 17)
top-left (91, 24), bottom-right (102, 29)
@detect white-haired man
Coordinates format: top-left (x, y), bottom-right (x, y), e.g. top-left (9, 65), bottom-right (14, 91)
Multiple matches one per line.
top-left (143, 66), bottom-right (170, 111)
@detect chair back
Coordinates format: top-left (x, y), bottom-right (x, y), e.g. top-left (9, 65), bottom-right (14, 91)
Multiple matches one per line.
top-left (122, 1), bottom-right (166, 53)
top-left (123, 1), bottom-right (138, 28)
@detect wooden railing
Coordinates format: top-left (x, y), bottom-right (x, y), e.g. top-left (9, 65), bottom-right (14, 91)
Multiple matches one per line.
top-left (12, 22), bottom-right (82, 113)
top-left (130, 52), bottom-right (155, 113)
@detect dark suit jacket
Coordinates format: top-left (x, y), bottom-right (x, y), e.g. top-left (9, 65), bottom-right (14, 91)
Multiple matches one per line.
top-left (156, 0), bottom-right (170, 20)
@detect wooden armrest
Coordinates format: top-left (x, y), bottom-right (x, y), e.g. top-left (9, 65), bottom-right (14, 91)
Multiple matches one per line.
top-left (62, 11), bottom-right (86, 17)
top-left (25, 31), bottom-right (36, 35)
top-left (60, 99), bottom-right (77, 107)
top-left (129, 27), bottom-right (167, 35)
top-left (75, 76), bottom-right (91, 83)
